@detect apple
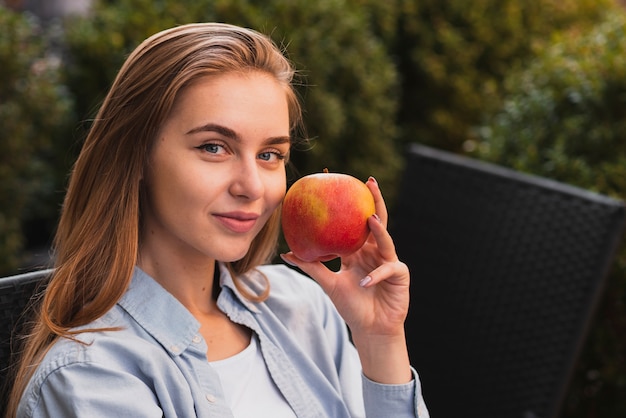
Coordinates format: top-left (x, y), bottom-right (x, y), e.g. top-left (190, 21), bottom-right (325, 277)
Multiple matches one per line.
top-left (281, 169), bottom-right (376, 262)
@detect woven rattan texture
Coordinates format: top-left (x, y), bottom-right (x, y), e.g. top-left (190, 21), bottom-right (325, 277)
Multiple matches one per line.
top-left (390, 145), bottom-right (625, 418)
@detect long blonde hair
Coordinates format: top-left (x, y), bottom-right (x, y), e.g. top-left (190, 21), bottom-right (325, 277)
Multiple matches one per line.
top-left (6, 22), bottom-right (302, 417)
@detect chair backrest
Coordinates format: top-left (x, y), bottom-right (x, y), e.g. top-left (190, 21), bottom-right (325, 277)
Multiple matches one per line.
top-left (389, 144), bottom-right (625, 418)
top-left (0, 269), bottom-right (52, 416)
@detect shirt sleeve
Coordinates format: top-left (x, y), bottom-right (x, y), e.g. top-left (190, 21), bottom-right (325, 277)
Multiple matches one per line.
top-left (362, 367), bottom-right (430, 418)
top-left (19, 362), bottom-right (164, 418)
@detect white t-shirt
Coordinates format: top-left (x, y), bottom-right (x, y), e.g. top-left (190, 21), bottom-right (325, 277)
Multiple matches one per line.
top-left (209, 334), bottom-right (297, 418)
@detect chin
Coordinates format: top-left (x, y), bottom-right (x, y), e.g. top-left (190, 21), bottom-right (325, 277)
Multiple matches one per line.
top-left (203, 233), bottom-right (259, 264)
top-left (214, 247), bottom-right (252, 264)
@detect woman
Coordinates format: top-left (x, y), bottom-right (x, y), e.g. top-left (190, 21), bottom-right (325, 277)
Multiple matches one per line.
top-left (7, 23), bottom-right (428, 417)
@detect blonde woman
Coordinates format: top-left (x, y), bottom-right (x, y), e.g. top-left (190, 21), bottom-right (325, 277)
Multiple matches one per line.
top-left (7, 23), bottom-right (429, 418)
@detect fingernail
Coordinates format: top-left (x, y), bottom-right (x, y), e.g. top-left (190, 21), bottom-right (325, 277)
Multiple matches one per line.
top-left (280, 254), bottom-right (297, 267)
top-left (368, 176), bottom-right (378, 185)
top-left (359, 276), bottom-right (372, 287)
top-left (372, 213), bottom-right (381, 223)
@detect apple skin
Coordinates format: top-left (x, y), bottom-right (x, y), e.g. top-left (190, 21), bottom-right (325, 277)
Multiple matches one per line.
top-left (281, 170), bottom-right (376, 262)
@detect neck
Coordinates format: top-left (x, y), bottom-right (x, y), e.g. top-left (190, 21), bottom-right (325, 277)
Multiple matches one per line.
top-left (137, 251), bottom-right (219, 314)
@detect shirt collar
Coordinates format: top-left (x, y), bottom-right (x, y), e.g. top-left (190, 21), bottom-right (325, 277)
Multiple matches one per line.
top-left (216, 262), bottom-right (262, 314)
top-left (118, 267), bottom-right (201, 356)
top-left (117, 265), bottom-right (261, 356)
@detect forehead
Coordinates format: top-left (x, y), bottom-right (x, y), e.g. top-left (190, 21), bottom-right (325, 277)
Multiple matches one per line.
top-left (166, 72), bottom-right (290, 131)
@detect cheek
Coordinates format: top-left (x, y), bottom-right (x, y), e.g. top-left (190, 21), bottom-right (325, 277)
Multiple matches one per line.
top-left (267, 173), bottom-right (287, 209)
top-left (145, 159), bottom-right (202, 214)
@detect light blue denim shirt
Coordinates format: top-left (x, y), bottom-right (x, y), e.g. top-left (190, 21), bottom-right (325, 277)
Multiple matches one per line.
top-left (18, 263), bottom-right (429, 417)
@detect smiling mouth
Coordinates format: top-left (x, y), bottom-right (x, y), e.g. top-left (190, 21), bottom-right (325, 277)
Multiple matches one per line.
top-left (214, 213), bottom-right (259, 234)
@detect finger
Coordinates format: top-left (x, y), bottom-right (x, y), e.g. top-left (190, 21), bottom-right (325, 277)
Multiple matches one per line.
top-left (361, 260), bottom-right (410, 288)
top-left (366, 177), bottom-right (388, 227)
top-left (367, 214), bottom-right (398, 261)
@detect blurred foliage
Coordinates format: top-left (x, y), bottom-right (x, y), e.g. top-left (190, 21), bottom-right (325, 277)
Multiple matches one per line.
top-left (62, 0), bottom-right (219, 121)
top-left (393, 0), bottom-right (618, 152)
top-left (0, 5), bottom-right (73, 274)
top-left (475, 13), bottom-right (626, 418)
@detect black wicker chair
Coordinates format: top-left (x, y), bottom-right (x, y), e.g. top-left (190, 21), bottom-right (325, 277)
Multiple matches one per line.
top-left (0, 269), bottom-right (52, 416)
top-left (390, 144), bottom-right (625, 418)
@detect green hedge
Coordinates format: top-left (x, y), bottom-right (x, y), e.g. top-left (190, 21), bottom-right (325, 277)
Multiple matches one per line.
top-left (475, 13), bottom-right (626, 418)
top-left (0, 6), bottom-right (73, 274)
top-left (393, 0), bottom-right (617, 152)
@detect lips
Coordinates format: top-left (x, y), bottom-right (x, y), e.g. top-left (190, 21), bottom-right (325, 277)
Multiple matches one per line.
top-left (213, 211), bottom-right (260, 233)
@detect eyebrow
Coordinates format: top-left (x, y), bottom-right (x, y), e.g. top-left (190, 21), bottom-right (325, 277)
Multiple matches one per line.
top-left (186, 123), bottom-right (291, 145)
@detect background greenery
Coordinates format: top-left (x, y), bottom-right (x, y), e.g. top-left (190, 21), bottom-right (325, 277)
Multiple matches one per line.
top-left (475, 13), bottom-right (626, 416)
top-left (0, 7), bottom-right (73, 273)
top-left (1, 0), bottom-right (625, 416)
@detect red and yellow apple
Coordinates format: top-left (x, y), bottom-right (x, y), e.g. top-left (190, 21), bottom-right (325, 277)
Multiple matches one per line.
top-left (281, 169), bottom-right (375, 262)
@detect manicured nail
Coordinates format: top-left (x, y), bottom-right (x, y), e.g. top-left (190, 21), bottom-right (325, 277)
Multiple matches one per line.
top-left (280, 254), bottom-right (297, 267)
top-left (360, 276), bottom-right (373, 287)
top-left (368, 176), bottom-right (378, 185)
top-left (372, 213), bottom-right (382, 223)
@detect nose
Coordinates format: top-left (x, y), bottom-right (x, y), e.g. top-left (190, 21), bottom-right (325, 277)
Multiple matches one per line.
top-left (229, 158), bottom-right (264, 200)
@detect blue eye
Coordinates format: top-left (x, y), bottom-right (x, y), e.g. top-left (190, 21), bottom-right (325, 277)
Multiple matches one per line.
top-left (205, 144), bottom-right (221, 153)
top-left (259, 151), bottom-right (285, 162)
top-left (197, 143), bottom-right (225, 154)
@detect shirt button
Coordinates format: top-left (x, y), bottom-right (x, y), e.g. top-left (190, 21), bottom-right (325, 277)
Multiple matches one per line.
top-left (206, 394), bottom-right (217, 403)
top-left (192, 335), bottom-right (202, 344)
top-left (170, 345), bottom-right (180, 353)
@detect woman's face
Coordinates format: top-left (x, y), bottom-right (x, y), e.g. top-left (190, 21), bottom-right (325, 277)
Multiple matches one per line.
top-left (140, 72), bottom-right (291, 266)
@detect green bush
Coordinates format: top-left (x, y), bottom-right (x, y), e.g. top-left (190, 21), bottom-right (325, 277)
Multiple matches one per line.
top-left (62, 0), bottom-right (220, 123)
top-left (62, 0), bottom-right (401, 200)
top-left (475, 12), bottom-right (626, 418)
top-left (393, 0), bottom-right (618, 152)
top-left (0, 6), bottom-right (73, 274)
